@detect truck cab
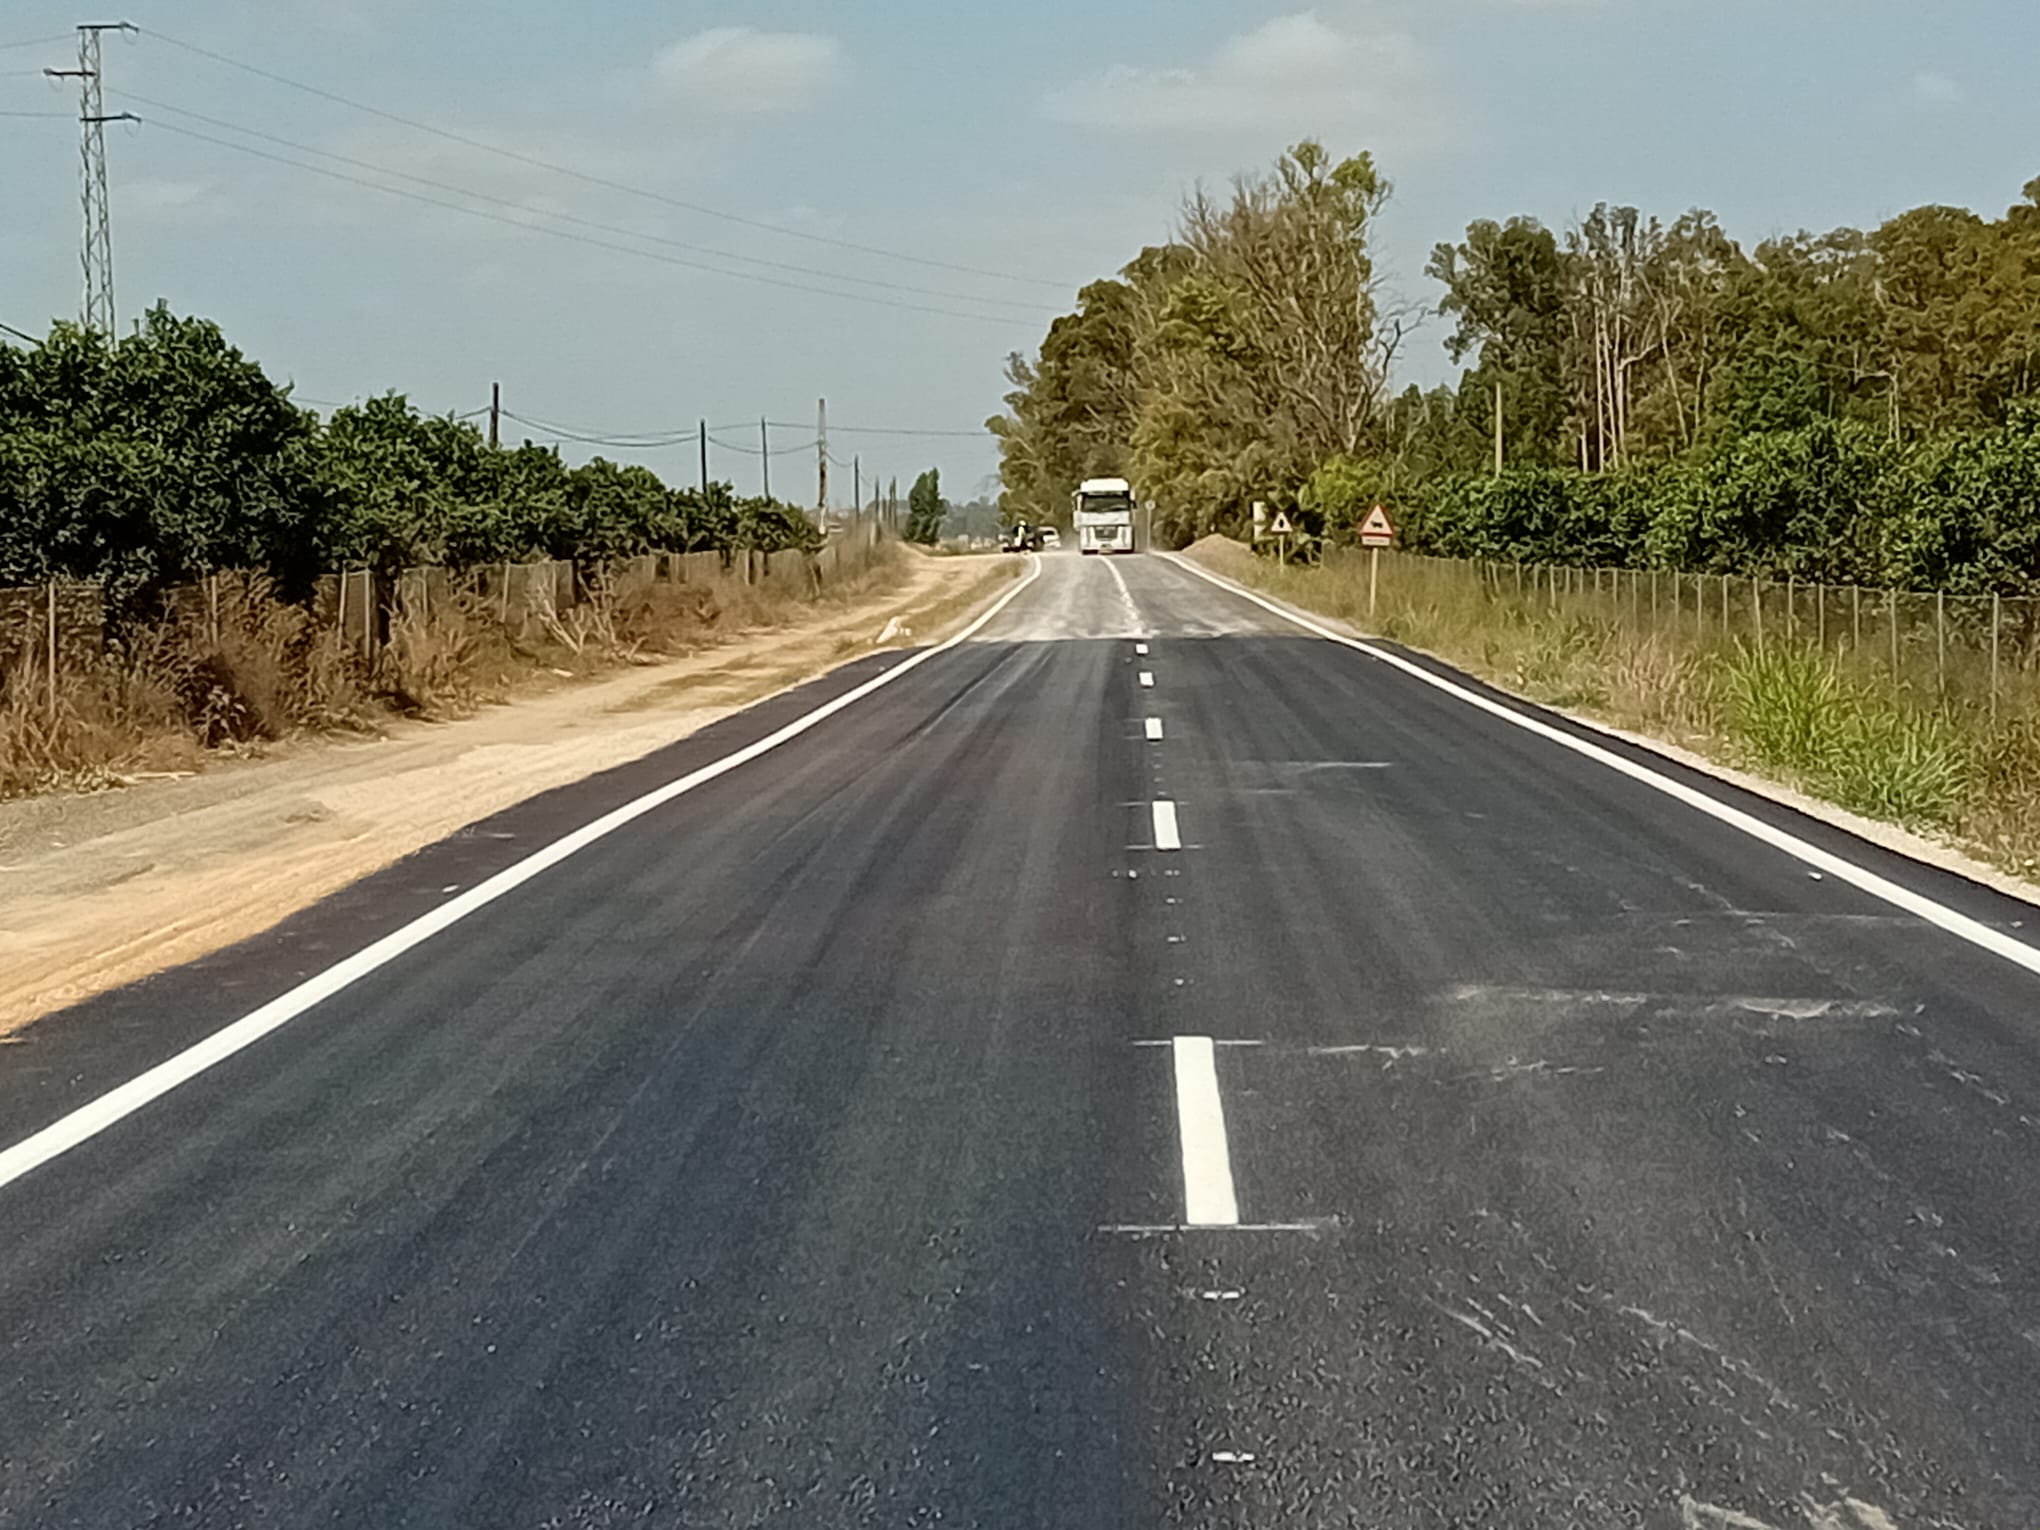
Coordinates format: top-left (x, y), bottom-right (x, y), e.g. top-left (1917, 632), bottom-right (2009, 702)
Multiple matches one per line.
top-left (1073, 478), bottom-right (1136, 555)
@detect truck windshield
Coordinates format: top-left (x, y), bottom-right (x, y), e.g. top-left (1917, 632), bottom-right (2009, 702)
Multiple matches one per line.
top-left (1079, 495), bottom-right (1132, 515)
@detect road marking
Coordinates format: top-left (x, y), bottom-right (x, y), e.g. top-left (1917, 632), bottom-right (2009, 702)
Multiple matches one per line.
top-left (1152, 800), bottom-right (1182, 851)
top-left (1104, 556), bottom-right (1145, 633)
top-left (1145, 716), bottom-right (1164, 741)
top-left (0, 560), bottom-right (1050, 1195)
top-left (1099, 1222), bottom-right (1326, 1237)
top-left (1136, 642), bottom-right (1150, 656)
top-left (1165, 552), bottom-right (2040, 986)
top-left (1139, 670), bottom-right (1155, 688)
top-left (1171, 1035), bottom-right (1240, 1226)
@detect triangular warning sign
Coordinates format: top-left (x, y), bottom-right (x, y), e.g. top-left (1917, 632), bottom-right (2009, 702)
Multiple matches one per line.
top-left (1269, 511), bottom-right (1294, 534)
top-left (1358, 504), bottom-right (1395, 545)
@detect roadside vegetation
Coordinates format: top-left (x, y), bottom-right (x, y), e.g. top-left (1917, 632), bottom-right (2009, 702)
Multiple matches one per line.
top-left (1000, 137), bottom-right (2040, 872)
top-left (2, 544), bottom-right (908, 799)
top-left (0, 307), bottom-right (821, 597)
top-left (1191, 540), bottom-right (2040, 877)
top-left (0, 307), bottom-right (904, 797)
top-left (991, 142), bottom-right (2040, 598)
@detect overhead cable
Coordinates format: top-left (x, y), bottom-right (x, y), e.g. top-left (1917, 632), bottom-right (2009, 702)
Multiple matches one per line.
top-left (137, 118), bottom-right (1039, 327)
top-left (767, 420), bottom-right (989, 439)
top-left (143, 26), bottom-right (1073, 292)
top-left (113, 90), bottom-right (1053, 318)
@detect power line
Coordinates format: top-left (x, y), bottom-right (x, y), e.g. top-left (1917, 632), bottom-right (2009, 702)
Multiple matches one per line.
top-left (704, 432), bottom-right (823, 458)
top-left (0, 109), bottom-right (72, 118)
top-left (142, 26), bottom-right (1072, 293)
top-left (766, 420), bottom-right (989, 439)
top-left (0, 34), bottom-right (76, 53)
top-left (499, 408), bottom-right (697, 448)
top-left (137, 117), bottom-right (1040, 327)
top-left (0, 320), bottom-right (44, 346)
top-left (112, 90), bottom-right (1055, 318)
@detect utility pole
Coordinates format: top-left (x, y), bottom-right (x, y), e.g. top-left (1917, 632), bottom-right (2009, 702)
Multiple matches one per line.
top-left (46, 23), bottom-right (137, 335)
top-left (488, 381), bottom-right (500, 449)
top-left (853, 455), bottom-right (861, 527)
top-left (816, 398), bottom-right (828, 525)
top-left (699, 418), bottom-right (708, 492)
top-left (1493, 380), bottom-right (1504, 478)
top-left (760, 417), bottom-right (770, 500)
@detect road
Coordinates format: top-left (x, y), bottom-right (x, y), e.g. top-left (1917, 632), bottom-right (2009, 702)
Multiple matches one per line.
top-left (4, 549), bottom-right (2039, 1528)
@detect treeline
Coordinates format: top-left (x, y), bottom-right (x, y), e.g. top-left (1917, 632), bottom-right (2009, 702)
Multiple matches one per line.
top-left (990, 142), bottom-right (1398, 548)
top-left (1384, 414), bottom-right (2040, 596)
top-left (0, 306), bottom-right (817, 601)
top-left (992, 143), bottom-right (2040, 593)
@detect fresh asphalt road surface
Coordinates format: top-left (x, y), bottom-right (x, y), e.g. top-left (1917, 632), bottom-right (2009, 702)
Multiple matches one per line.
top-left (5, 551), bottom-right (2040, 1528)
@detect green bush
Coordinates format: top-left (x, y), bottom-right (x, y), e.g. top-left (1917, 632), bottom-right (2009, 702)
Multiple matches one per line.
top-left (0, 306), bottom-right (818, 598)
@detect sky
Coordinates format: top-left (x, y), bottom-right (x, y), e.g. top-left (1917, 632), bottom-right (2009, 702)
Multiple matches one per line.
top-left (4, 0), bottom-right (2039, 502)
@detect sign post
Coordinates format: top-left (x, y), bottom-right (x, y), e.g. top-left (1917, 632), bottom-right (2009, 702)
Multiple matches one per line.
top-left (1269, 509), bottom-right (1294, 564)
top-left (1358, 503), bottom-right (1396, 620)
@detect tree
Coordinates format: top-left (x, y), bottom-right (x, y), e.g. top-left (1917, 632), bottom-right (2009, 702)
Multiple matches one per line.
top-left (0, 307), bottom-right (319, 596)
top-left (1428, 216), bottom-right (1573, 469)
top-left (905, 468), bottom-right (945, 545)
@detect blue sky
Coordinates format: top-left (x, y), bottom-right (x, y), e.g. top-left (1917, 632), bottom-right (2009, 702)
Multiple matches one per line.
top-left (4, 1), bottom-right (2037, 500)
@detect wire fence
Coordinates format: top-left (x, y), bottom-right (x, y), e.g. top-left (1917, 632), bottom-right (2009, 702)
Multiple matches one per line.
top-left (0, 519), bottom-right (889, 719)
top-left (1351, 548), bottom-right (2040, 725)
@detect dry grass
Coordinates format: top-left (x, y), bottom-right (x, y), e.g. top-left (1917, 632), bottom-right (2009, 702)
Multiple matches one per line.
top-left (0, 544), bottom-right (910, 801)
top-left (1192, 539), bottom-right (2040, 877)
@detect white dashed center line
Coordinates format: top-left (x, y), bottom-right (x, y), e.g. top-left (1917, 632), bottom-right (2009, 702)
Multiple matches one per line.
top-left (1172, 1036), bottom-right (1240, 1227)
top-left (1145, 717), bottom-right (1164, 741)
top-left (1139, 671), bottom-right (1155, 688)
top-left (1152, 801), bottom-right (1181, 851)
top-left (1135, 642), bottom-right (1150, 656)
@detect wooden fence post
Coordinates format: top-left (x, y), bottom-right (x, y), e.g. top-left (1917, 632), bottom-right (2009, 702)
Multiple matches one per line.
top-left (1936, 590), bottom-right (1947, 697)
top-left (1992, 591), bottom-right (2002, 725)
top-left (46, 580), bottom-right (58, 726)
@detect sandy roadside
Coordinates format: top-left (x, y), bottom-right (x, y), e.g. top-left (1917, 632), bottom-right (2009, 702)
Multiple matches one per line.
top-left (0, 552), bottom-right (1019, 1036)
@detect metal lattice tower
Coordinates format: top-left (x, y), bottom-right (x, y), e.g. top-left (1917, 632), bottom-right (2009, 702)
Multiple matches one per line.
top-left (46, 24), bottom-right (138, 335)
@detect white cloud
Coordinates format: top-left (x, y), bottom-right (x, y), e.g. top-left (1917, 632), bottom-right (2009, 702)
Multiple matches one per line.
top-left (1912, 70), bottom-right (1963, 107)
top-left (652, 27), bottom-right (845, 115)
top-left (1041, 11), bottom-right (1439, 142)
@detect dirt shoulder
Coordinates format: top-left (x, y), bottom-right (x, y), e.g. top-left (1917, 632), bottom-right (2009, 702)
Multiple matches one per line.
top-left (1178, 537), bottom-right (2040, 914)
top-left (0, 552), bottom-right (1019, 1036)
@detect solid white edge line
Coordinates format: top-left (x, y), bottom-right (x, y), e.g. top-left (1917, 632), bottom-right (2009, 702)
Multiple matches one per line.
top-left (1145, 717), bottom-right (1165, 742)
top-left (0, 555), bottom-right (1047, 1194)
top-left (1152, 800), bottom-right (1182, 851)
top-left (1172, 1036), bottom-right (1240, 1227)
top-left (1163, 551), bottom-right (2040, 982)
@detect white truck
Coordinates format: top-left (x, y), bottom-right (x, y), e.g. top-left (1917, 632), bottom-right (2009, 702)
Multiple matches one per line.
top-left (1073, 477), bottom-right (1136, 555)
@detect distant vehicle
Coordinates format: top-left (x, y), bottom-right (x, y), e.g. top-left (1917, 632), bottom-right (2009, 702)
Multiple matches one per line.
top-left (1000, 521), bottom-right (1045, 554)
top-left (1073, 478), bottom-right (1136, 554)
top-left (1041, 527), bottom-right (1062, 549)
